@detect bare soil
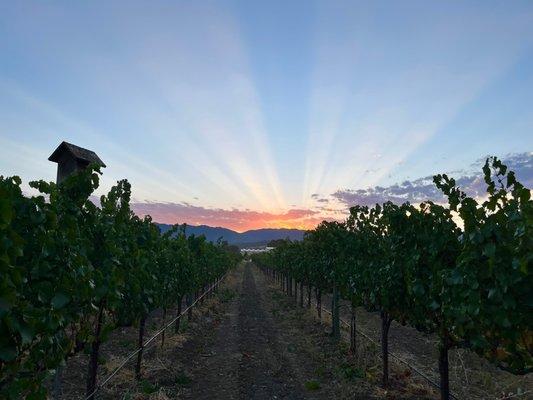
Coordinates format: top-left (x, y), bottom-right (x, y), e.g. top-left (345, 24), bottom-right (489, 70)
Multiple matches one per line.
top-left (54, 262), bottom-right (529, 400)
top-left (317, 285), bottom-right (532, 400)
top-left (179, 262), bottom-right (435, 399)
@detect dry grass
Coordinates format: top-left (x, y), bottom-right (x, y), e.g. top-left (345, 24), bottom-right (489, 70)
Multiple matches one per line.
top-left (51, 266), bottom-right (243, 400)
top-left (267, 275), bottom-right (533, 400)
top-left (261, 271), bottom-right (437, 399)
top-left (102, 355), bottom-right (136, 385)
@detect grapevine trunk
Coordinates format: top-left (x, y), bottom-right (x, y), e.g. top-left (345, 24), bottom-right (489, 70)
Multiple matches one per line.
top-left (86, 302), bottom-right (105, 400)
top-left (380, 311), bottom-right (392, 388)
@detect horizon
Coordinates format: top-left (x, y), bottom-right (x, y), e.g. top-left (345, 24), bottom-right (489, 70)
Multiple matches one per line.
top-left (1, 1), bottom-right (533, 231)
top-left (156, 221), bottom-right (308, 234)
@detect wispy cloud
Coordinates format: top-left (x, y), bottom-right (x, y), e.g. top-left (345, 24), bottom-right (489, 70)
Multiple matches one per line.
top-left (127, 152), bottom-right (532, 230)
top-left (303, 2), bottom-right (533, 204)
top-left (331, 152), bottom-right (532, 207)
top-left (1, 2), bottom-right (532, 227)
top-left (0, 3), bottom-right (285, 211)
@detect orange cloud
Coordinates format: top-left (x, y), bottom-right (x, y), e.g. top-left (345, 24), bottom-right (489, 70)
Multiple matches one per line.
top-left (130, 202), bottom-right (324, 232)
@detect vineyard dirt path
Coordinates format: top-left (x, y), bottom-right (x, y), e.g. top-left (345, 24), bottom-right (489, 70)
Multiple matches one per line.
top-left (183, 262), bottom-right (324, 399)
top-left (58, 262), bottom-right (435, 399)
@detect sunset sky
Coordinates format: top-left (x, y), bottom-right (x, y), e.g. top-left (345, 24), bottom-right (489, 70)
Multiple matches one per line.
top-left (1, 1), bottom-right (532, 231)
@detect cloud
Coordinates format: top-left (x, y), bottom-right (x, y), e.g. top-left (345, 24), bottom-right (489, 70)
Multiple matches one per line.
top-left (131, 202), bottom-right (321, 232)
top-left (302, 2), bottom-right (533, 205)
top-left (0, 3), bottom-right (286, 212)
top-left (332, 152), bottom-right (532, 207)
top-left (131, 153), bottom-right (532, 231)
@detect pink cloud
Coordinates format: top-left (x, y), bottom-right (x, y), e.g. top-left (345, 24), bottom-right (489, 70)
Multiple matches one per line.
top-left (130, 202), bottom-right (322, 232)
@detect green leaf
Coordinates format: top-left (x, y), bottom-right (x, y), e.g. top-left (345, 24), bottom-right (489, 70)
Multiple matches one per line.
top-left (0, 345), bottom-right (17, 361)
top-left (51, 293), bottom-right (70, 309)
top-left (482, 242), bottom-right (496, 258)
top-left (519, 259), bottom-right (527, 274)
top-left (19, 325), bottom-right (35, 345)
top-left (0, 297), bottom-right (12, 316)
top-left (519, 188), bottom-right (530, 202)
top-left (0, 197), bottom-right (12, 224)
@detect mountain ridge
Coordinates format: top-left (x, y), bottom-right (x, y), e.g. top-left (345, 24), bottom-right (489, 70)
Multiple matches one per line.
top-left (156, 223), bottom-right (305, 246)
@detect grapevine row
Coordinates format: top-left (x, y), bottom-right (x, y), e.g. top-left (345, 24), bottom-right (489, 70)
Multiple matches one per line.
top-left (0, 166), bottom-right (240, 399)
top-left (252, 157), bottom-right (532, 400)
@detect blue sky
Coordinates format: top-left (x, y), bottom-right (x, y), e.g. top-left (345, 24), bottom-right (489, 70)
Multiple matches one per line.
top-left (1, 1), bottom-right (532, 230)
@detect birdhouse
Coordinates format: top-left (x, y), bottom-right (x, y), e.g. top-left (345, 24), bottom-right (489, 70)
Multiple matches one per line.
top-left (48, 141), bottom-right (106, 184)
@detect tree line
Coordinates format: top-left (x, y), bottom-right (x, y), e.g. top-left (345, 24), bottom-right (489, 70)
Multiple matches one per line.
top-left (252, 157), bottom-right (532, 400)
top-left (0, 166), bottom-right (240, 399)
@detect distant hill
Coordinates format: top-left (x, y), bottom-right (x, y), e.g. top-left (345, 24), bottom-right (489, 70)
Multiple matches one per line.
top-left (156, 223), bottom-right (305, 247)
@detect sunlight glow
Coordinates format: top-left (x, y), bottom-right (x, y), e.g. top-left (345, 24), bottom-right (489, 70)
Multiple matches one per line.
top-left (1, 1), bottom-right (532, 230)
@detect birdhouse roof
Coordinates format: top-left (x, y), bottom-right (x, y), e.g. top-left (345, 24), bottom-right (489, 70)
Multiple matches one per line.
top-left (48, 141), bottom-right (106, 167)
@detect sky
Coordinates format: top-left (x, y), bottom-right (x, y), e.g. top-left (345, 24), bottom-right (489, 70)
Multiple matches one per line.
top-left (1, 1), bottom-right (532, 231)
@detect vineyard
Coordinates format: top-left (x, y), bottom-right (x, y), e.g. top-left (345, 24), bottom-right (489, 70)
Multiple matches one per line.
top-left (0, 166), bottom-right (240, 399)
top-left (0, 156), bottom-right (531, 400)
top-left (252, 157), bottom-right (532, 400)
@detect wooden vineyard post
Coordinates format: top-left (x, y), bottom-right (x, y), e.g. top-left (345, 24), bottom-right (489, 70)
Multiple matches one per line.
top-left (187, 293), bottom-right (193, 321)
top-left (316, 288), bottom-right (322, 321)
top-left (439, 337), bottom-right (450, 400)
top-left (175, 296), bottom-right (183, 333)
top-left (161, 307), bottom-right (167, 347)
top-left (332, 284), bottom-right (340, 341)
top-left (350, 303), bottom-right (357, 354)
top-left (135, 315), bottom-right (147, 380)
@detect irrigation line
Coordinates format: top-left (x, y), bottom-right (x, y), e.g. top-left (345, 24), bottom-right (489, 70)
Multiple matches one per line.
top-left (269, 273), bottom-right (460, 400)
top-left (84, 274), bottom-right (226, 400)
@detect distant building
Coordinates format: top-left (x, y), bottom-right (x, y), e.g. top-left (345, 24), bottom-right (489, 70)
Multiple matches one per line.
top-left (48, 141), bottom-right (106, 183)
top-left (240, 246), bottom-right (274, 255)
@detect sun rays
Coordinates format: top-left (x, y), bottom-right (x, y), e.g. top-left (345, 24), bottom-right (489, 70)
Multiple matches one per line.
top-left (301, 1), bottom-right (533, 210)
top-left (1, 2), bottom-right (532, 230)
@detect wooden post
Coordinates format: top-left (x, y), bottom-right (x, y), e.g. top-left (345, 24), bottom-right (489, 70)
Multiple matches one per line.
top-left (350, 303), bottom-right (357, 354)
top-left (439, 337), bottom-right (450, 400)
top-left (135, 315), bottom-right (146, 380)
top-left (187, 293), bottom-right (193, 321)
top-left (175, 296), bottom-right (183, 333)
top-left (316, 288), bottom-right (322, 321)
top-left (332, 285), bottom-right (340, 340)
